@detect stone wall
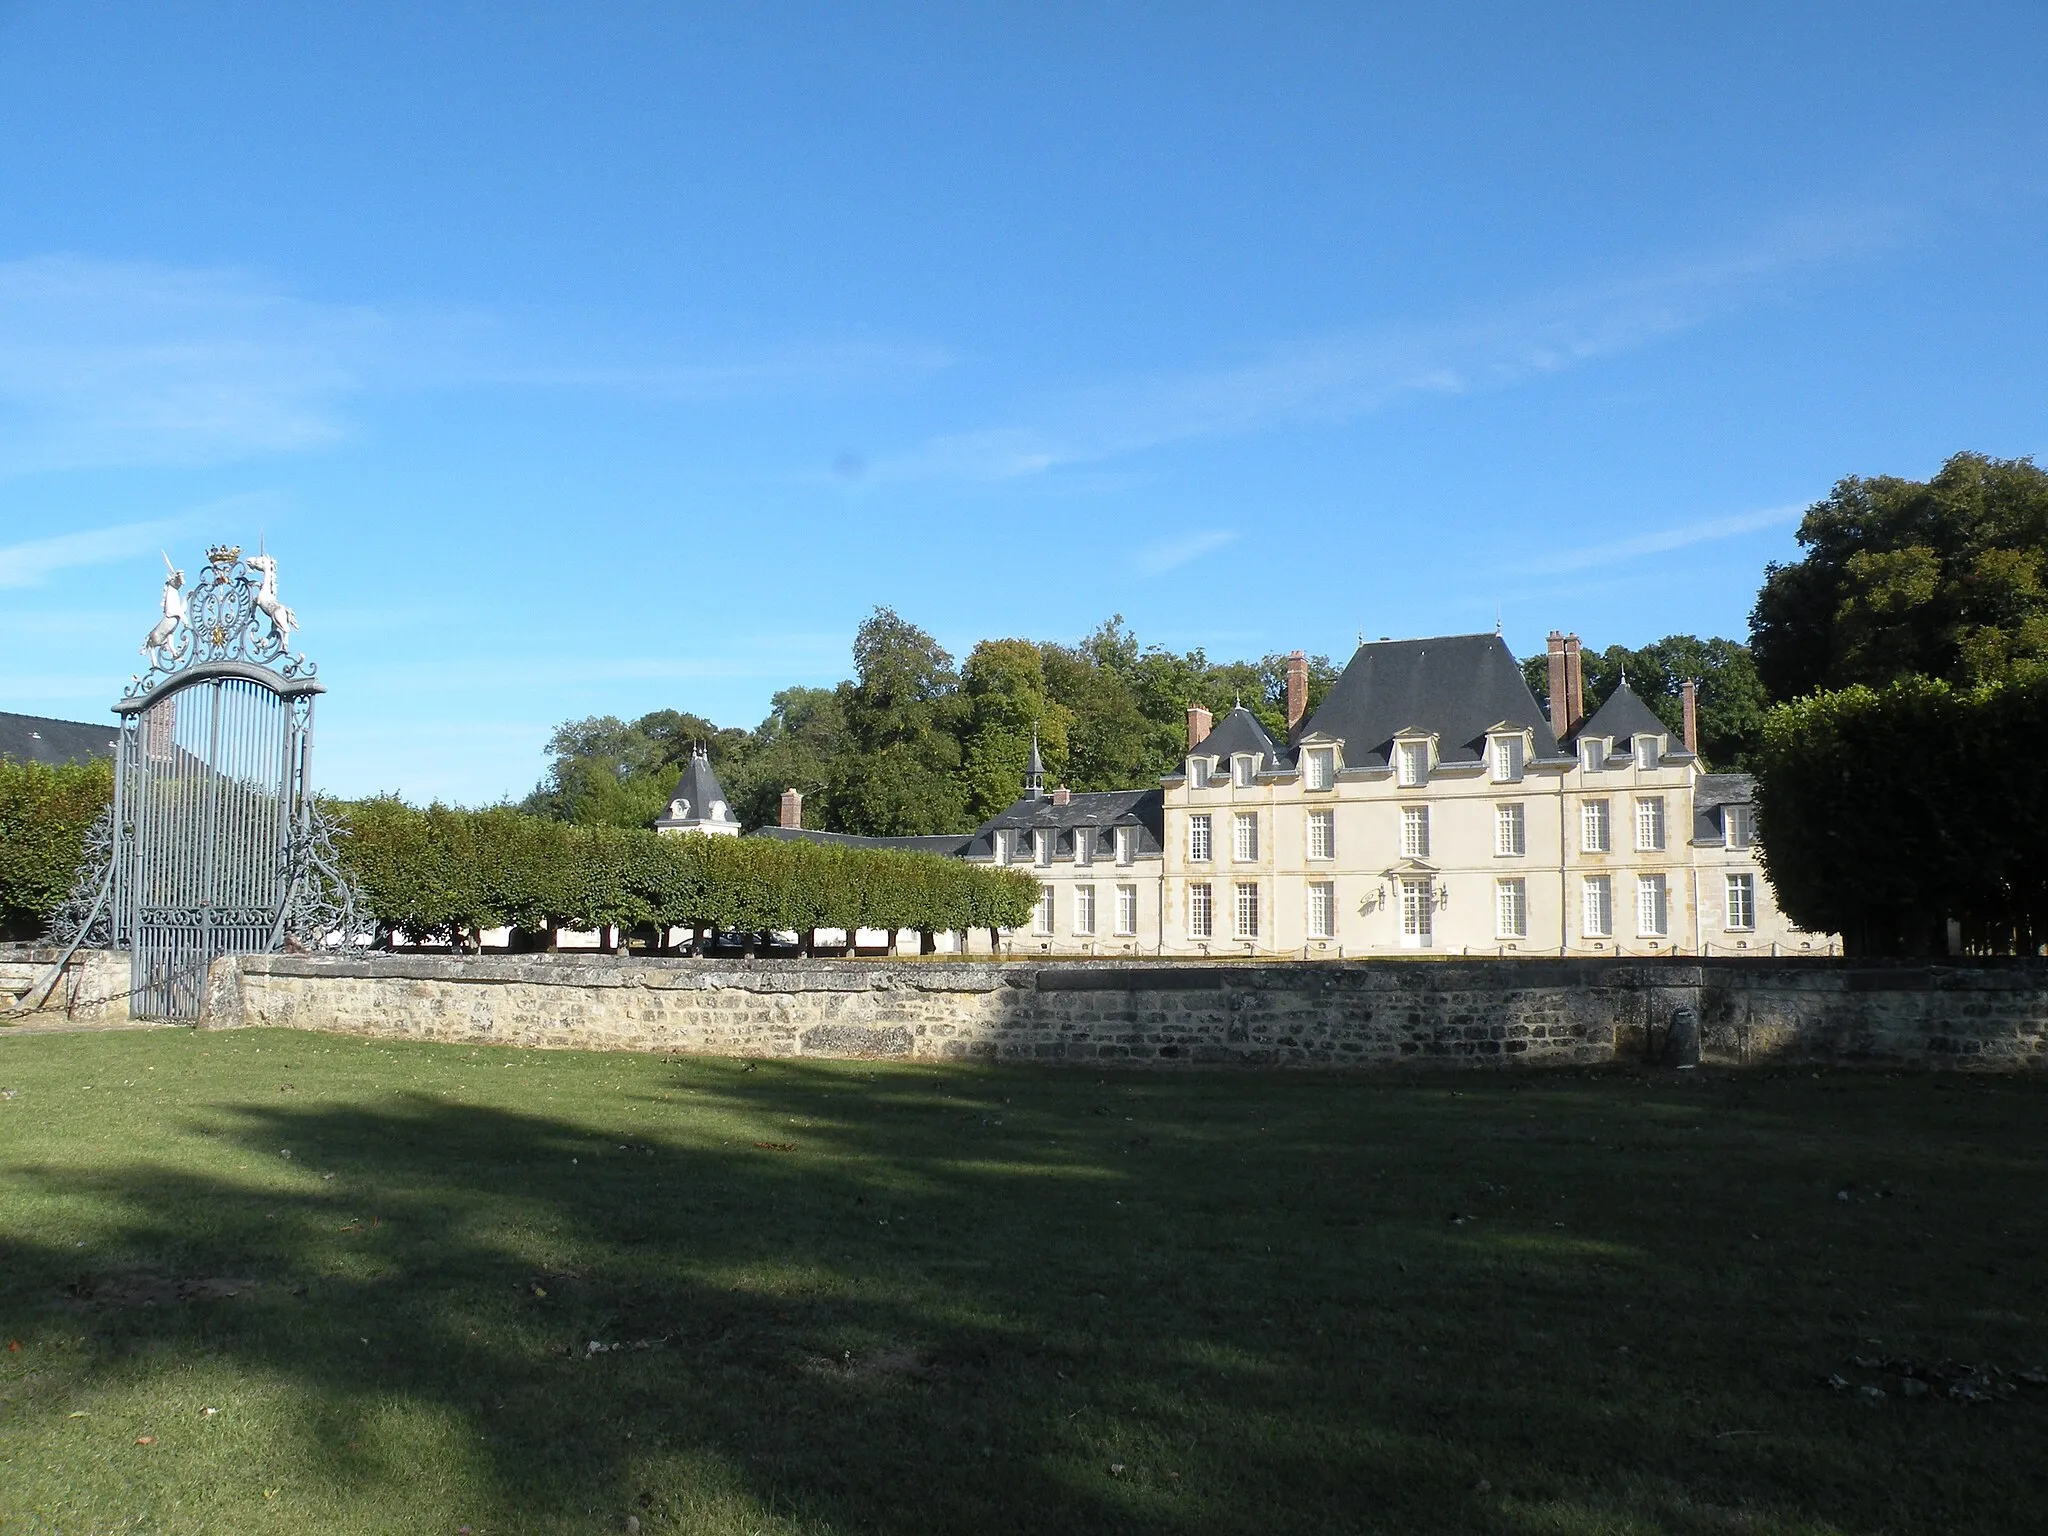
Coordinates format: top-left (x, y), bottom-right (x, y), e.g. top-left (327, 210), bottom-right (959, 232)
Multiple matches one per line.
top-left (0, 946), bottom-right (132, 1021)
top-left (197, 953), bottom-right (2048, 1070)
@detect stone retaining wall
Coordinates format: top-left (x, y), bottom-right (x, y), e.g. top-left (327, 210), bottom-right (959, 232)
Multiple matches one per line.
top-left (193, 952), bottom-right (2048, 1069)
top-left (0, 947), bottom-right (132, 1021)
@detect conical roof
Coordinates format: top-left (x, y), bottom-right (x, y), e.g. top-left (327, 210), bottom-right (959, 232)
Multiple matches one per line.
top-left (1576, 679), bottom-right (1671, 747)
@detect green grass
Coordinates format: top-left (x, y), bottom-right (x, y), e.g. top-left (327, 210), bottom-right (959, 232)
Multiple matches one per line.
top-left (1, 1033), bottom-right (2044, 1536)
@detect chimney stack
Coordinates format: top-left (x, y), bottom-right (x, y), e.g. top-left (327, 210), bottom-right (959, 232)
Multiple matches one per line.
top-left (1052, 785), bottom-right (1071, 806)
top-left (779, 787), bottom-right (804, 829)
top-left (1565, 634), bottom-right (1585, 734)
top-left (1285, 650), bottom-right (1309, 739)
top-left (1186, 703), bottom-right (1212, 750)
top-left (1680, 680), bottom-right (1699, 756)
top-left (1545, 631), bottom-right (1588, 739)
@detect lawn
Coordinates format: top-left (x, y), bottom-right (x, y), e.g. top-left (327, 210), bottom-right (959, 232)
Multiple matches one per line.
top-left (0, 1030), bottom-right (2043, 1535)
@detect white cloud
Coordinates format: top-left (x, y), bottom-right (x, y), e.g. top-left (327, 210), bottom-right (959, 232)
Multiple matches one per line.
top-left (0, 501), bottom-right (269, 588)
top-left (1517, 503), bottom-right (1804, 577)
top-left (1137, 529), bottom-right (1239, 576)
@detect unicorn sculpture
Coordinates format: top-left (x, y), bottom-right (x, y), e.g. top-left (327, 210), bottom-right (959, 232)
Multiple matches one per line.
top-left (246, 550), bottom-right (298, 650)
top-left (141, 552), bottom-right (187, 662)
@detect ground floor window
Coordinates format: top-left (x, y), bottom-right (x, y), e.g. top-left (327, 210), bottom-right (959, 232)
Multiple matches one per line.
top-left (1496, 877), bottom-right (1527, 939)
top-left (1307, 880), bottom-right (1336, 940)
top-left (1188, 882), bottom-right (1213, 940)
top-left (1073, 883), bottom-right (1096, 936)
top-left (1033, 884), bottom-right (1055, 935)
top-left (1637, 874), bottom-right (1667, 937)
top-left (1115, 883), bottom-right (1138, 936)
top-left (1725, 872), bottom-right (1756, 930)
top-left (1582, 875), bottom-right (1612, 938)
top-left (1400, 877), bottom-right (1433, 947)
top-left (1234, 882), bottom-right (1260, 940)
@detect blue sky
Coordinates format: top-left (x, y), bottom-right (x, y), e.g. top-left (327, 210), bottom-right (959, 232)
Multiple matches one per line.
top-left (2, 3), bottom-right (2044, 804)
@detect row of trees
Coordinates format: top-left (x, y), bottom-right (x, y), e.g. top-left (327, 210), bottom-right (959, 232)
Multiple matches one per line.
top-left (338, 800), bottom-right (1038, 951)
top-left (0, 758), bottom-right (113, 940)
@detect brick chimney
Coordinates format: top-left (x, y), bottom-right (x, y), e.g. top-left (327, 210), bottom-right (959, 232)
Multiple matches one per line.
top-left (1051, 785), bottom-right (1071, 806)
top-left (1285, 650), bottom-right (1309, 739)
top-left (779, 787), bottom-right (803, 830)
top-left (1545, 631), bottom-right (1588, 739)
top-left (1680, 679), bottom-right (1699, 756)
top-left (1565, 634), bottom-right (1585, 733)
top-left (1186, 703), bottom-right (1212, 750)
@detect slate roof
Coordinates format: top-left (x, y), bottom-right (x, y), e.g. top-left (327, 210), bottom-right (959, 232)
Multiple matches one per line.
top-left (654, 749), bottom-right (737, 829)
top-left (1188, 706), bottom-right (1290, 775)
top-left (0, 710), bottom-right (117, 766)
top-left (1298, 633), bottom-right (1561, 769)
top-left (1692, 772), bottom-right (1755, 844)
top-left (1576, 679), bottom-right (1675, 749)
top-left (749, 826), bottom-right (974, 856)
top-left (960, 787), bottom-right (1164, 862)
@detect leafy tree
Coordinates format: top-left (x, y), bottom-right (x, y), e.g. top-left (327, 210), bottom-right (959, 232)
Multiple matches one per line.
top-left (0, 757), bottom-right (113, 939)
top-left (721, 686), bottom-right (846, 831)
top-left (1750, 451), bottom-right (2048, 699)
top-left (1522, 635), bottom-right (1768, 769)
top-left (959, 639), bottom-right (1073, 821)
top-left (831, 608), bottom-right (968, 835)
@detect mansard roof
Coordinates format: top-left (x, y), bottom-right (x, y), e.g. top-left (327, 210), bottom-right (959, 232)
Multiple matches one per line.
top-left (960, 787), bottom-right (1164, 860)
top-left (1692, 772), bottom-right (1755, 844)
top-left (0, 710), bottom-right (117, 767)
top-left (1191, 705), bottom-right (1290, 773)
top-left (655, 749), bottom-right (737, 828)
top-left (1576, 679), bottom-right (1671, 747)
top-left (1299, 633), bottom-right (1560, 769)
top-left (749, 826), bottom-right (974, 856)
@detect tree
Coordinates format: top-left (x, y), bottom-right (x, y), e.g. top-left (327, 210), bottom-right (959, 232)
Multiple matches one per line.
top-left (1521, 635), bottom-right (1768, 770)
top-left (831, 608), bottom-right (969, 834)
top-left (959, 639), bottom-right (1073, 820)
top-left (1750, 451), bottom-right (2048, 700)
top-left (722, 686), bottom-right (846, 830)
top-left (525, 711), bottom-right (745, 828)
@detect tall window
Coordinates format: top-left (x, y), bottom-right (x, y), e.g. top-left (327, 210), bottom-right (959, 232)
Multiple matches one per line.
top-left (1187, 882), bottom-right (1213, 939)
top-left (1305, 748), bottom-right (1334, 790)
top-left (1582, 875), bottom-right (1612, 938)
top-left (1635, 736), bottom-right (1660, 770)
top-left (1496, 878), bottom-right (1528, 939)
top-left (1725, 805), bottom-right (1754, 849)
top-left (1034, 830), bottom-right (1051, 866)
top-left (1397, 741), bottom-right (1428, 787)
top-left (1115, 826), bottom-right (1134, 865)
top-left (1307, 808), bottom-right (1335, 860)
top-left (1074, 828), bottom-right (1093, 866)
top-left (1637, 874), bottom-right (1667, 936)
top-left (1233, 811), bottom-right (1259, 861)
top-left (1582, 799), bottom-right (1611, 853)
top-left (1495, 802), bottom-right (1525, 857)
top-left (1492, 736), bottom-right (1524, 782)
top-left (1073, 884), bottom-right (1096, 936)
top-left (1402, 806), bottom-right (1430, 859)
top-left (1234, 882), bottom-right (1260, 939)
top-left (1582, 738), bottom-right (1606, 772)
top-left (1400, 878), bottom-right (1433, 945)
top-left (1115, 883), bottom-right (1139, 935)
top-left (1034, 884), bottom-right (1055, 935)
top-left (1188, 814), bottom-right (1212, 862)
top-left (1307, 881), bottom-right (1336, 940)
top-left (1635, 796), bottom-right (1665, 852)
top-left (1233, 755), bottom-right (1256, 787)
top-left (1725, 873), bottom-right (1756, 930)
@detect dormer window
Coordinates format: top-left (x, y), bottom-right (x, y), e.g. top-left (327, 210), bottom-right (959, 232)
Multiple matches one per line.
top-left (1233, 754), bottom-right (1255, 787)
top-left (1396, 741), bottom-right (1429, 787)
top-left (1490, 736), bottom-right (1525, 783)
top-left (1074, 828), bottom-right (1093, 866)
top-left (1033, 830), bottom-right (1051, 866)
top-left (1582, 738), bottom-right (1606, 772)
top-left (1304, 747), bottom-right (1335, 791)
top-left (1115, 826), bottom-right (1134, 865)
top-left (1635, 736), bottom-right (1660, 770)
top-left (1725, 805), bottom-right (1755, 849)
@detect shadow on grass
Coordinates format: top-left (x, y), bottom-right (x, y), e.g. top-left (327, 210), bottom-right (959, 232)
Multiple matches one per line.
top-left (5, 1055), bottom-right (2047, 1534)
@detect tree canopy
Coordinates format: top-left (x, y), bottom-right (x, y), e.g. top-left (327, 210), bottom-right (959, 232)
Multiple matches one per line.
top-left (1521, 635), bottom-right (1768, 770)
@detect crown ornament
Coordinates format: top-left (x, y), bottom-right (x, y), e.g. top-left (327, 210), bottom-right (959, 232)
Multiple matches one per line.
top-left (206, 544), bottom-right (243, 568)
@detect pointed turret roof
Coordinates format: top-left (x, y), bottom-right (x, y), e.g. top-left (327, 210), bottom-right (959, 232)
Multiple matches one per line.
top-left (654, 746), bottom-right (737, 831)
top-left (1576, 679), bottom-right (1671, 748)
top-left (1192, 705), bottom-right (1289, 774)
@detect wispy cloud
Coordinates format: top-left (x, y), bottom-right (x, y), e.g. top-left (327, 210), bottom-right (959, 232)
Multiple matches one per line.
top-left (0, 256), bottom-right (950, 473)
top-left (873, 201), bottom-right (1913, 483)
top-left (1138, 529), bottom-right (1238, 576)
top-left (1517, 503), bottom-right (1804, 577)
top-left (0, 500), bottom-right (267, 588)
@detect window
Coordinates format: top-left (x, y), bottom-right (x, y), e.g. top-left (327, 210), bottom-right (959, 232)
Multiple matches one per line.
top-left (1307, 881), bottom-right (1336, 939)
top-left (1073, 828), bottom-right (1092, 866)
top-left (1397, 741), bottom-right (1428, 787)
top-left (1115, 825), bottom-right (1134, 865)
top-left (1725, 873), bottom-right (1756, 930)
top-left (1724, 805), bottom-right (1754, 849)
top-left (1033, 884), bottom-right (1055, 935)
top-left (1234, 882), bottom-right (1260, 939)
top-left (1233, 754), bottom-right (1255, 787)
top-left (1400, 877), bottom-right (1433, 946)
top-left (1635, 736), bottom-right (1660, 770)
top-left (1073, 884), bottom-right (1096, 936)
top-left (1582, 738), bottom-right (1606, 772)
top-left (1635, 797), bottom-right (1665, 852)
top-left (1188, 882), bottom-right (1213, 939)
top-left (1582, 799), bottom-right (1611, 853)
top-left (1188, 814), bottom-right (1212, 862)
top-left (1115, 883), bottom-right (1138, 936)
top-left (1495, 802), bottom-right (1525, 857)
top-left (1305, 747), bottom-right (1334, 790)
top-left (1233, 811), bottom-right (1259, 861)
top-left (1496, 878), bottom-right (1528, 939)
top-left (1637, 874), bottom-right (1667, 936)
top-left (1402, 806), bottom-right (1430, 859)
top-left (1034, 830), bottom-right (1051, 866)
top-left (993, 830), bottom-right (1008, 864)
top-left (1492, 736), bottom-right (1525, 782)
top-left (1582, 875), bottom-right (1612, 938)
top-left (1307, 808), bottom-right (1335, 861)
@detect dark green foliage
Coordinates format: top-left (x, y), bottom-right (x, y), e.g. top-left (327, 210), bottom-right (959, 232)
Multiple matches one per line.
top-left (0, 757), bottom-right (113, 938)
top-left (1752, 667), bottom-right (2048, 955)
top-left (1522, 635), bottom-right (1769, 769)
top-left (334, 800), bottom-right (1038, 943)
top-left (1751, 451), bottom-right (2048, 699)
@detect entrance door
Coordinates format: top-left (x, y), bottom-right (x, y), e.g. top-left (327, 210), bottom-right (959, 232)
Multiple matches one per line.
top-left (1400, 877), bottom-right (1434, 949)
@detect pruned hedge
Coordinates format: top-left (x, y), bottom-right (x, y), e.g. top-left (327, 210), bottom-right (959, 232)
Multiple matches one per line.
top-left (1754, 667), bottom-right (2048, 955)
top-left (0, 757), bottom-right (114, 939)
top-left (334, 799), bottom-right (1038, 946)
